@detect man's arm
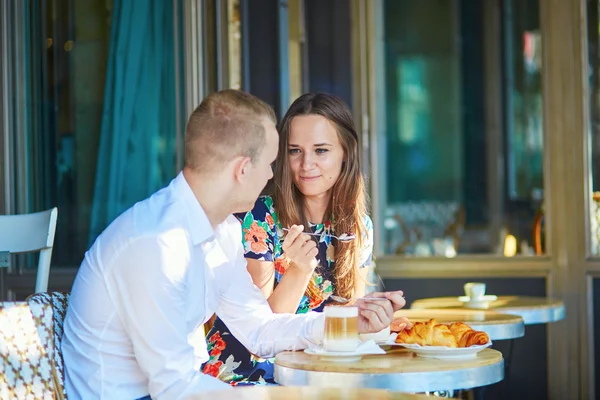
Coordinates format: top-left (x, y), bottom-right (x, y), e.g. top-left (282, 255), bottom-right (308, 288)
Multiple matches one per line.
top-left (217, 271), bottom-right (326, 358)
top-left (216, 228), bottom-right (325, 358)
top-left (105, 235), bottom-right (230, 400)
top-left (216, 216), bottom-right (402, 359)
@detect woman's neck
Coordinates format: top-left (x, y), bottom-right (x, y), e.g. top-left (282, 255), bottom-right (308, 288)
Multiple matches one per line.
top-left (303, 192), bottom-right (331, 224)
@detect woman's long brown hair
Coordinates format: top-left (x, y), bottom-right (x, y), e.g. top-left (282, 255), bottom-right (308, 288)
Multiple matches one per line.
top-left (273, 93), bottom-right (368, 300)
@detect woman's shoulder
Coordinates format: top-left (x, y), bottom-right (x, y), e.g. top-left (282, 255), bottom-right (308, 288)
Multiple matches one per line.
top-left (234, 196), bottom-right (277, 223)
top-left (362, 214), bottom-right (373, 229)
top-left (254, 195), bottom-right (276, 218)
top-left (361, 214), bottom-right (373, 235)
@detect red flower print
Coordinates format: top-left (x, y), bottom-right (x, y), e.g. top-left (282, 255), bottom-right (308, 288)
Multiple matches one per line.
top-left (324, 221), bottom-right (331, 229)
top-left (274, 258), bottom-right (288, 275)
top-left (244, 221), bottom-right (269, 254)
top-left (266, 214), bottom-right (275, 228)
top-left (202, 360), bottom-right (223, 377)
top-left (208, 332), bottom-right (222, 344)
top-left (309, 294), bottom-right (324, 309)
top-left (214, 337), bottom-right (226, 352)
top-left (208, 332), bottom-right (226, 353)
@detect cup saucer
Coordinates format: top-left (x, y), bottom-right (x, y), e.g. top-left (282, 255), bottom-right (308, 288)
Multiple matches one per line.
top-left (458, 295), bottom-right (498, 309)
top-left (304, 340), bottom-right (386, 362)
top-left (304, 348), bottom-right (364, 362)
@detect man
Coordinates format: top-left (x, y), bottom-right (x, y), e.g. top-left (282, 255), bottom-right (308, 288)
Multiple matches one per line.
top-left (62, 90), bottom-right (407, 399)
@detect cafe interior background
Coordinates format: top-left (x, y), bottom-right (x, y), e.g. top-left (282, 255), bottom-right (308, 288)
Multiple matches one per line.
top-left (1, 0), bottom-right (599, 398)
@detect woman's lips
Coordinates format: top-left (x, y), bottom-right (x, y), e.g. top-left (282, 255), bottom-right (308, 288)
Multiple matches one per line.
top-left (300, 175), bottom-right (321, 182)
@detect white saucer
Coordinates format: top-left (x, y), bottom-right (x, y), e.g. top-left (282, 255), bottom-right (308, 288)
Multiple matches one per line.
top-left (458, 295), bottom-right (498, 309)
top-left (304, 348), bottom-right (364, 362)
top-left (397, 341), bottom-right (493, 360)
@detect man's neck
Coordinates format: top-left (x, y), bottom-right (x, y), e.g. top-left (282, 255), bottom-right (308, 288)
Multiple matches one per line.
top-left (183, 167), bottom-right (231, 229)
top-left (303, 191), bottom-right (331, 224)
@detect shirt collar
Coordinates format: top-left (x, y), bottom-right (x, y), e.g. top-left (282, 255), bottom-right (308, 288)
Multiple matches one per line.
top-left (171, 171), bottom-right (215, 245)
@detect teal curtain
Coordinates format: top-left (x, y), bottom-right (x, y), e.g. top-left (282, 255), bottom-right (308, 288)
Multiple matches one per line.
top-left (89, 0), bottom-right (179, 244)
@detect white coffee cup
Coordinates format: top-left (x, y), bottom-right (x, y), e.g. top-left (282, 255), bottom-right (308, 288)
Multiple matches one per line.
top-left (323, 306), bottom-right (359, 352)
top-left (464, 282), bottom-right (486, 300)
top-left (359, 325), bottom-right (391, 342)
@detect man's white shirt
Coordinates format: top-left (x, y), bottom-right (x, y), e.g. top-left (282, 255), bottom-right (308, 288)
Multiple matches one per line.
top-left (62, 172), bottom-right (325, 399)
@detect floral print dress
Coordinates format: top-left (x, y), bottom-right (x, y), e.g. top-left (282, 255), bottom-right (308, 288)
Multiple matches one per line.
top-left (202, 195), bottom-right (373, 385)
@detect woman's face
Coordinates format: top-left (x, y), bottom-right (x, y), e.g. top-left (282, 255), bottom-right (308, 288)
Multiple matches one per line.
top-left (287, 114), bottom-right (345, 199)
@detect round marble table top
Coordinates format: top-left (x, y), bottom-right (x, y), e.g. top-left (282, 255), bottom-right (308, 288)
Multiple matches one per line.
top-left (189, 387), bottom-right (431, 400)
top-left (410, 296), bottom-right (565, 325)
top-left (394, 309), bottom-right (525, 340)
top-left (274, 348), bottom-right (504, 393)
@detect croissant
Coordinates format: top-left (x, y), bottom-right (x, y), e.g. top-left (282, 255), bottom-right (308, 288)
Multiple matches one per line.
top-left (396, 319), bottom-right (458, 348)
top-left (449, 322), bottom-right (490, 347)
top-left (396, 319), bottom-right (489, 348)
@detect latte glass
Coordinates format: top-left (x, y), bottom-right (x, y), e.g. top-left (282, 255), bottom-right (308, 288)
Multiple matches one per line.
top-left (323, 306), bottom-right (359, 352)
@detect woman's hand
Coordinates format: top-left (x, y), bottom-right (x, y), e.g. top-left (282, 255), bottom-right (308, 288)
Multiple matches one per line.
top-left (281, 224), bottom-right (319, 273)
top-left (390, 316), bottom-right (413, 332)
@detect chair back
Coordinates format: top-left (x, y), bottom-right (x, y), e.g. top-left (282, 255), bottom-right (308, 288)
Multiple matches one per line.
top-left (27, 292), bottom-right (70, 400)
top-left (0, 301), bottom-right (57, 399)
top-left (0, 208), bottom-right (58, 292)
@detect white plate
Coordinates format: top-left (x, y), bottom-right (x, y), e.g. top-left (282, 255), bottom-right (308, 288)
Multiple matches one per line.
top-left (303, 348), bottom-right (364, 363)
top-left (458, 295), bottom-right (498, 309)
top-left (396, 341), bottom-right (493, 360)
top-left (377, 333), bottom-right (399, 345)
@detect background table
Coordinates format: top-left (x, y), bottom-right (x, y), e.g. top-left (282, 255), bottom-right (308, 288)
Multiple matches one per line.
top-left (274, 348), bottom-right (504, 393)
top-left (394, 309), bottom-right (524, 340)
top-left (410, 296), bottom-right (565, 325)
top-left (189, 387), bottom-right (432, 400)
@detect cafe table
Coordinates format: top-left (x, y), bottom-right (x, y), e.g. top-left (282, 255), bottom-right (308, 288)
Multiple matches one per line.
top-left (410, 296), bottom-right (565, 325)
top-left (274, 347), bottom-right (504, 393)
top-left (412, 296), bottom-right (563, 397)
top-left (394, 309), bottom-right (525, 340)
top-left (188, 387), bottom-right (433, 400)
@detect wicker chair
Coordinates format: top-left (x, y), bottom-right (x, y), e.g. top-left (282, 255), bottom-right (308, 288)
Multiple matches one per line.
top-left (26, 292), bottom-right (70, 400)
top-left (0, 301), bottom-right (57, 399)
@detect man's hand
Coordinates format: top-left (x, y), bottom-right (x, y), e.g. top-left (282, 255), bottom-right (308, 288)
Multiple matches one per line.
top-left (355, 291), bottom-right (407, 334)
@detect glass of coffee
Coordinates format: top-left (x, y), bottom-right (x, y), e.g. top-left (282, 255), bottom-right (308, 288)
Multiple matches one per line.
top-left (323, 306), bottom-right (359, 352)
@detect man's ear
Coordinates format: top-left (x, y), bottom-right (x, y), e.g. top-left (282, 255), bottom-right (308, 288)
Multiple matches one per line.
top-left (232, 156), bottom-right (252, 182)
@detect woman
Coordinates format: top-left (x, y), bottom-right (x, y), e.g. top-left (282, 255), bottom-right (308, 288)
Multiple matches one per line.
top-left (202, 92), bottom-right (374, 384)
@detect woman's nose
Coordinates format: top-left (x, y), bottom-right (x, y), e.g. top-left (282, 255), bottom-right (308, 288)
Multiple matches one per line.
top-left (301, 154), bottom-right (315, 170)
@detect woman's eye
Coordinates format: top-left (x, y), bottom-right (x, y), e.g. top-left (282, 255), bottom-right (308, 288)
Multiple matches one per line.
top-left (288, 148), bottom-right (300, 155)
top-left (316, 148), bottom-right (329, 154)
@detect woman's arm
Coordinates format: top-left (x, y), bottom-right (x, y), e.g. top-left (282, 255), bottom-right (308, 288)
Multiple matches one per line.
top-left (246, 225), bottom-right (318, 313)
top-left (245, 259), bottom-right (276, 299)
top-left (353, 266), bottom-right (370, 299)
top-left (354, 215), bottom-right (375, 299)
top-left (247, 258), bottom-right (314, 313)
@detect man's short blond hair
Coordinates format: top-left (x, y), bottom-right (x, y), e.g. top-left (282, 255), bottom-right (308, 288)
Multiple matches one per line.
top-left (184, 90), bottom-right (277, 172)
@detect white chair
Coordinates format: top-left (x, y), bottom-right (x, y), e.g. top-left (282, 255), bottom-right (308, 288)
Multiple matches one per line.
top-left (0, 208), bottom-right (58, 293)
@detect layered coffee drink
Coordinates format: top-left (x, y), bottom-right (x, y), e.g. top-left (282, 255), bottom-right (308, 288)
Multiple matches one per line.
top-left (323, 306), bottom-right (359, 352)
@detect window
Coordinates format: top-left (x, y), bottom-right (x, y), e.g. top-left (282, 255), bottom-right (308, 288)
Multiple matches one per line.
top-left (4, 0), bottom-right (186, 267)
top-left (374, 0), bottom-right (543, 257)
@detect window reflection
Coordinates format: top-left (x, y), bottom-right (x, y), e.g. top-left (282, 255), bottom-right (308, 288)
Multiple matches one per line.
top-left (378, 0), bottom-right (543, 256)
top-left (15, 0), bottom-right (185, 267)
top-left (588, 0), bottom-right (600, 256)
